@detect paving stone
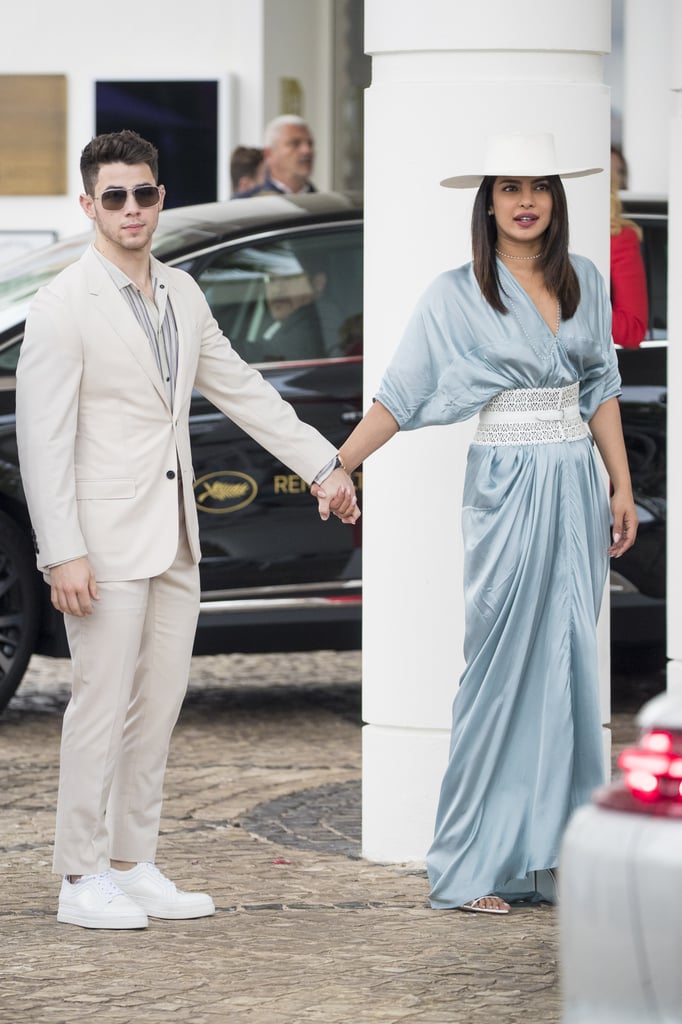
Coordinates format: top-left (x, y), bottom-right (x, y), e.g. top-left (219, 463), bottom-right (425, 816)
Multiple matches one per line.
top-left (0, 651), bottom-right (656, 1024)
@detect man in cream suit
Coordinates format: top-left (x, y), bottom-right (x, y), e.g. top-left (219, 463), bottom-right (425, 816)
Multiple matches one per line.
top-left (16, 130), bottom-right (358, 930)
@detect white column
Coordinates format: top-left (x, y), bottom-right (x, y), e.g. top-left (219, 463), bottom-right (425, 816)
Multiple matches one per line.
top-left (362, 0), bottom-right (612, 862)
top-left (622, 0), bottom-right (673, 193)
top-left (666, 5), bottom-right (682, 698)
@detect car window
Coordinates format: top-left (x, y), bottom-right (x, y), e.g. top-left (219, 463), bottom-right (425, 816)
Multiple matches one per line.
top-left (639, 218), bottom-right (667, 339)
top-left (193, 226), bottom-right (363, 363)
top-left (0, 234), bottom-right (91, 311)
top-left (0, 334), bottom-right (21, 374)
top-left (622, 200), bottom-right (668, 341)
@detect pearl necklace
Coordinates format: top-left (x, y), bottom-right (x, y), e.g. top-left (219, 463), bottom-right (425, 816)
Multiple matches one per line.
top-left (553, 302), bottom-right (561, 335)
top-left (495, 248), bottom-right (543, 261)
top-left (510, 297), bottom-right (562, 338)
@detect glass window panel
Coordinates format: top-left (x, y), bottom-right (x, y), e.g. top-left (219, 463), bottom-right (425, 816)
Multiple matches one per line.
top-left (195, 227), bottom-right (363, 363)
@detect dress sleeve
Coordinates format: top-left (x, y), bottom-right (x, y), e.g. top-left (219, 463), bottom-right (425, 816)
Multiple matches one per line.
top-left (373, 300), bottom-right (446, 429)
top-left (609, 227), bottom-right (649, 349)
top-left (374, 270), bottom-right (486, 430)
top-left (577, 258), bottom-right (622, 422)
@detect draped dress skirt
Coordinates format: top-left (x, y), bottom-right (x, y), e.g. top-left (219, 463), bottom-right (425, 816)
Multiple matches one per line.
top-left (426, 383), bottom-right (611, 909)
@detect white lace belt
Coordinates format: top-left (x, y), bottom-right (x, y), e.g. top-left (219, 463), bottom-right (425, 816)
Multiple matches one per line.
top-left (473, 383), bottom-right (589, 446)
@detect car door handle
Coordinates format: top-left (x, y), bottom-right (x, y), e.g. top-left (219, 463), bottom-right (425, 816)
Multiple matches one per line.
top-left (340, 410), bottom-right (363, 424)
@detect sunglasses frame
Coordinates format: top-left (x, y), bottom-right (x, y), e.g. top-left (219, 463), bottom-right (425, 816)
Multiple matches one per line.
top-left (93, 184), bottom-right (163, 211)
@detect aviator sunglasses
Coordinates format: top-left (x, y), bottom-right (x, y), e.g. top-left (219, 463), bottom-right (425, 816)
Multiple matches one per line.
top-left (93, 184), bottom-right (162, 211)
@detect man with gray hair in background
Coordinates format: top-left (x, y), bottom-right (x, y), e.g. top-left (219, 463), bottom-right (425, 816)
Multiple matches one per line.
top-left (233, 115), bottom-right (316, 197)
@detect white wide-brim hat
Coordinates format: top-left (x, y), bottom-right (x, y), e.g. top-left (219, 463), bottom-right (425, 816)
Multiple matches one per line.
top-left (440, 132), bottom-right (602, 189)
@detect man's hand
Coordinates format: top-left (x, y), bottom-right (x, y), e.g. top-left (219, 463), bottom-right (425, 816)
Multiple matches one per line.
top-left (312, 468), bottom-right (360, 524)
top-left (50, 557), bottom-right (99, 617)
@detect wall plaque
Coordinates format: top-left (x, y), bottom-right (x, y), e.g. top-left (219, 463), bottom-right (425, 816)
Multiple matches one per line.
top-left (0, 75), bottom-right (67, 195)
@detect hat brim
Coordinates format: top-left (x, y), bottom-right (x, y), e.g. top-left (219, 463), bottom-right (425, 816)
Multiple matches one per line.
top-left (440, 166), bottom-right (603, 189)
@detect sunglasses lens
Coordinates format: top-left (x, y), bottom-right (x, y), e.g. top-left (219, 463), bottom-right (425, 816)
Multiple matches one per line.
top-left (99, 186), bottom-right (160, 210)
top-left (100, 189), bottom-right (128, 211)
top-left (134, 185), bottom-right (160, 207)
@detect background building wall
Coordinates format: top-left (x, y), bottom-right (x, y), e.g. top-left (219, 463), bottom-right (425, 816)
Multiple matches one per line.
top-left (263, 0), bottom-right (334, 189)
top-left (621, 0), bottom-right (673, 194)
top-left (0, 0), bottom-right (335, 245)
top-left (0, 2), bottom-right (671, 244)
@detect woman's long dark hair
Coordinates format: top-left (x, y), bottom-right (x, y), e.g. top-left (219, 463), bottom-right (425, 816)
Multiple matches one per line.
top-left (471, 175), bottom-right (580, 320)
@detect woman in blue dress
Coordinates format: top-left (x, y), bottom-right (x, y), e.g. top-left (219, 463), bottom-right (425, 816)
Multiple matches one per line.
top-left (320, 133), bottom-right (638, 914)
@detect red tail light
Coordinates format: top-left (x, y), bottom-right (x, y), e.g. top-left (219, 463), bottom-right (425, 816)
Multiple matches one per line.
top-left (618, 730), bottom-right (682, 804)
top-left (594, 727), bottom-right (682, 817)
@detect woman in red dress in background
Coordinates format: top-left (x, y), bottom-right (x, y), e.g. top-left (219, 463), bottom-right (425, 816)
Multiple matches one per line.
top-left (610, 185), bottom-right (649, 348)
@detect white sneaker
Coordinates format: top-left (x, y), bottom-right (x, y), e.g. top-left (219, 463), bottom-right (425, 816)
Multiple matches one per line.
top-left (57, 871), bottom-right (148, 929)
top-left (110, 863), bottom-right (215, 919)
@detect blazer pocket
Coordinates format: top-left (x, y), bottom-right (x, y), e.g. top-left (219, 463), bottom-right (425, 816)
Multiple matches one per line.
top-left (76, 478), bottom-right (136, 500)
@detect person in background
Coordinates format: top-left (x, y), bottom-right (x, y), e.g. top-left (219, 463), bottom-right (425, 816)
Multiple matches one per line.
top-left (296, 251), bottom-right (348, 355)
top-left (263, 271), bottom-right (324, 361)
top-left (233, 115), bottom-right (316, 197)
top-left (338, 313), bottom-right (363, 356)
top-left (610, 184), bottom-right (649, 348)
top-left (230, 145), bottom-right (265, 196)
top-left (610, 144), bottom-right (628, 190)
top-left (323, 132), bottom-right (637, 915)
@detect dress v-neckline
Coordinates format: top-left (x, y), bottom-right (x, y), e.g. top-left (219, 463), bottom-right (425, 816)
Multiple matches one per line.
top-left (498, 260), bottom-right (560, 337)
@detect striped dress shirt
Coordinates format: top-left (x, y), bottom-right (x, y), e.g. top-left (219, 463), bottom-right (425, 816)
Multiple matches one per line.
top-left (93, 247), bottom-right (179, 407)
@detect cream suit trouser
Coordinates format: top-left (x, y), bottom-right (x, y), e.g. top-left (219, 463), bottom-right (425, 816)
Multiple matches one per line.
top-left (52, 508), bottom-right (200, 875)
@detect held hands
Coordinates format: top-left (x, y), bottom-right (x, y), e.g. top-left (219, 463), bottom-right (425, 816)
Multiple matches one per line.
top-left (311, 468), bottom-right (361, 525)
top-left (609, 490), bottom-right (638, 558)
top-left (50, 556), bottom-right (99, 616)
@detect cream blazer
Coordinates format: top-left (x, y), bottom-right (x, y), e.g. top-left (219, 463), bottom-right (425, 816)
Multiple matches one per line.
top-left (16, 246), bottom-right (336, 581)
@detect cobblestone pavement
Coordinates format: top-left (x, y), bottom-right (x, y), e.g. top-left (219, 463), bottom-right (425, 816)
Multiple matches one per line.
top-left (0, 651), bottom-right (662, 1024)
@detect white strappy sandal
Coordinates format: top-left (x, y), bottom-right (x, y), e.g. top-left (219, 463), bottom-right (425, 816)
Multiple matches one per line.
top-left (459, 895), bottom-right (510, 915)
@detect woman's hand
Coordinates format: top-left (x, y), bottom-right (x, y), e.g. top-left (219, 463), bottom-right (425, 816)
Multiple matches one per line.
top-left (609, 489), bottom-right (638, 557)
top-left (312, 469), bottom-right (360, 524)
top-left (589, 397), bottom-right (638, 558)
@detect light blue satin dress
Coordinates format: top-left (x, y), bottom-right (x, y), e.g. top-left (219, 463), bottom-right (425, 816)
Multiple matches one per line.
top-left (375, 255), bottom-right (620, 909)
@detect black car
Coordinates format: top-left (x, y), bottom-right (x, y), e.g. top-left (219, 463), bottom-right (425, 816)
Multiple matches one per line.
top-left (0, 192), bottom-right (666, 711)
top-left (0, 193), bottom-right (364, 712)
top-left (612, 196), bottom-right (667, 657)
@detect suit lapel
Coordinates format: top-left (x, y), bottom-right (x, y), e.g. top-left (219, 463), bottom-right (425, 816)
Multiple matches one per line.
top-left (83, 247), bottom-right (170, 408)
top-left (160, 265), bottom-right (196, 417)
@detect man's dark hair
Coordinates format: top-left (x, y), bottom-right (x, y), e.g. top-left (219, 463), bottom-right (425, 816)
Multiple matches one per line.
top-left (471, 174), bottom-right (580, 321)
top-left (230, 145), bottom-right (263, 193)
top-left (80, 130), bottom-right (159, 195)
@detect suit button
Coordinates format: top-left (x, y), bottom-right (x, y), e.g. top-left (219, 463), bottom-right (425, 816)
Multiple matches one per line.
top-left (166, 470), bottom-right (176, 479)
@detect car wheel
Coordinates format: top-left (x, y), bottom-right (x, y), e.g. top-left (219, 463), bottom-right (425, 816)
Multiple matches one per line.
top-left (0, 511), bottom-right (41, 713)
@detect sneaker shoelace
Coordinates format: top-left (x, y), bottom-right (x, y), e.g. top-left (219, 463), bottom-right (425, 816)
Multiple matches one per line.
top-left (85, 871), bottom-right (125, 903)
top-left (140, 862), bottom-right (177, 891)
